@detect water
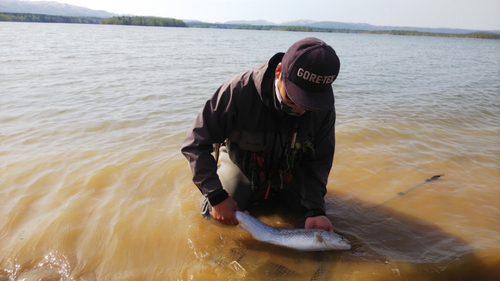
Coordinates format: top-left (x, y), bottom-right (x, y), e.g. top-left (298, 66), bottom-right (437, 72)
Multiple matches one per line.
top-left (0, 22), bottom-right (499, 280)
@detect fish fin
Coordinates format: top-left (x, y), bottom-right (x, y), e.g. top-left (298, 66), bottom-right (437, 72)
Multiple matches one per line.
top-left (314, 232), bottom-right (324, 243)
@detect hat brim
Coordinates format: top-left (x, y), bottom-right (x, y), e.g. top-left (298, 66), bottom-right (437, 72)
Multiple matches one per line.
top-left (284, 79), bottom-right (335, 111)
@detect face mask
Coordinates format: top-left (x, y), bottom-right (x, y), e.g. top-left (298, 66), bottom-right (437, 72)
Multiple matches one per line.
top-left (275, 78), bottom-right (307, 116)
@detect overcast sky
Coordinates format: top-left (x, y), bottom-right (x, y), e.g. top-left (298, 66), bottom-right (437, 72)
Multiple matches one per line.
top-left (33, 0), bottom-right (500, 30)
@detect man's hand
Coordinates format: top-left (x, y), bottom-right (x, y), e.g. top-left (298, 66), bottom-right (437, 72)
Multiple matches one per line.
top-left (212, 197), bottom-right (240, 225)
top-left (305, 215), bottom-right (334, 232)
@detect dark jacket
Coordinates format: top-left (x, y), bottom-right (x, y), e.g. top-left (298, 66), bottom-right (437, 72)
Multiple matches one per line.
top-left (181, 53), bottom-right (336, 218)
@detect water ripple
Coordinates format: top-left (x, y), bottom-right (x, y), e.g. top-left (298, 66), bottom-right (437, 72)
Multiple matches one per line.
top-left (1, 22), bottom-right (499, 280)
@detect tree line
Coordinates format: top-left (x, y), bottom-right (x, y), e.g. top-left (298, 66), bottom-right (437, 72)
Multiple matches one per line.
top-left (100, 16), bottom-right (186, 27)
top-left (367, 30), bottom-right (500, 39)
top-left (0, 13), bottom-right (101, 24)
top-left (0, 13), bottom-right (187, 27)
top-left (190, 23), bottom-right (315, 32)
top-left (189, 22), bottom-right (500, 40)
top-left (1, 13), bottom-right (498, 39)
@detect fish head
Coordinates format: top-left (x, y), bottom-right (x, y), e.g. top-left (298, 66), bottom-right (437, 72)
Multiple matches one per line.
top-left (314, 231), bottom-right (351, 250)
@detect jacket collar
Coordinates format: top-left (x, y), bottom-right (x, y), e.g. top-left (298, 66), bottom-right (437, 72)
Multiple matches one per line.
top-left (253, 52), bottom-right (284, 107)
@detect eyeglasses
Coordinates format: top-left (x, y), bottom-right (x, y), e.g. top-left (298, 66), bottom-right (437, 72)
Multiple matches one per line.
top-left (284, 93), bottom-right (307, 112)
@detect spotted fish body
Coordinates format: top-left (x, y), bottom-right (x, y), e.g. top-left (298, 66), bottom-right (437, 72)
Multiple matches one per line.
top-left (235, 211), bottom-right (351, 251)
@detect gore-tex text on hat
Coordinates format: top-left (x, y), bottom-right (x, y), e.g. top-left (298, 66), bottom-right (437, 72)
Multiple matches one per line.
top-left (297, 68), bottom-right (336, 84)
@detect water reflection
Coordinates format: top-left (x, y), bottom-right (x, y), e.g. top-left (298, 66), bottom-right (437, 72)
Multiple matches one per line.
top-left (185, 190), bottom-right (499, 281)
top-left (1, 23), bottom-right (499, 281)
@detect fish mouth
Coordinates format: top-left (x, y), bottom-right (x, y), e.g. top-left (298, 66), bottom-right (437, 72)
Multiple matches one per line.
top-left (339, 242), bottom-right (352, 250)
top-left (338, 237), bottom-right (352, 250)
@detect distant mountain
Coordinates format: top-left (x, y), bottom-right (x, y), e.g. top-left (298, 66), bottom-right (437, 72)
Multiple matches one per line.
top-left (281, 19), bottom-right (316, 26)
top-left (224, 19), bottom-right (276, 26)
top-left (222, 19), bottom-right (496, 34)
top-left (282, 20), bottom-right (488, 34)
top-left (0, 0), bottom-right (116, 18)
top-left (2, 0), bottom-right (498, 34)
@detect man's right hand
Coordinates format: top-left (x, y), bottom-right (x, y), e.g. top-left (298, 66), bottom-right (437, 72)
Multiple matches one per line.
top-left (212, 197), bottom-right (239, 225)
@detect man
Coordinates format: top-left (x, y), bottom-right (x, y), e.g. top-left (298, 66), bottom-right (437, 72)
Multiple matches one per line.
top-left (181, 37), bottom-right (340, 232)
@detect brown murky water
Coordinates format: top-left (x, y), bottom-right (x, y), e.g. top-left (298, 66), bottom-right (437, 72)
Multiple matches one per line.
top-left (1, 22), bottom-right (499, 280)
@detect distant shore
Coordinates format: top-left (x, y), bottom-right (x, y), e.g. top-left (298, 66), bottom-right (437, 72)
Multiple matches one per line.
top-left (190, 22), bottom-right (500, 40)
top-left (0, 13), bottom-right (187, 27)
top-left (1, 13), bottom-right (499, 40)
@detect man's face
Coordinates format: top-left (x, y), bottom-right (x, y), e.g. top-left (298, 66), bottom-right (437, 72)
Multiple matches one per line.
top-left (276, 63), bottom-right (307, 116)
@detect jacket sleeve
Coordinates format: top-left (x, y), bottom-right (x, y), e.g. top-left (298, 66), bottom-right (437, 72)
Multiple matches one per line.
top-left (298, 109), bottom-right (336, 218)
top-left (180, 75), bottom-right (242, 206)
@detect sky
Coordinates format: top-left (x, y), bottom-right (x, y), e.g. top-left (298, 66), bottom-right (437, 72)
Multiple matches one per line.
top-left (32, 0), bottom-right (500, 30)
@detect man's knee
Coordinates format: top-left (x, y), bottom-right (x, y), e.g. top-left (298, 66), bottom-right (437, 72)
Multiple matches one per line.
top-left (217, 150), bottom-right (253, 210)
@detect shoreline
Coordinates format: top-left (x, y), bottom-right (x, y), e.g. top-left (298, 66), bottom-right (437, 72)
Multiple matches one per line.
top-left (1, 13), bottom-right (499, 40)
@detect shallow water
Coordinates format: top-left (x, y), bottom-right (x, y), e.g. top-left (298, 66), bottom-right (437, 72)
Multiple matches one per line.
top-left (1, 22), bottom-right (499, 280)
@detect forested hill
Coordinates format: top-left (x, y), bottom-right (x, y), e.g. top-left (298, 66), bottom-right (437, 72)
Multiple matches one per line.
top-left (1, 13), bottom-right (498, 39)
top-left (0, 13), bottom-right (188, 27)
top-left (0, 0), bottom-right (115, 18)
top-left (101, 16), bottom-right (187, 27)
top-left (0, 12), bottom-right (101, 24)
top-left (2, 0), bottom-right (498, 35)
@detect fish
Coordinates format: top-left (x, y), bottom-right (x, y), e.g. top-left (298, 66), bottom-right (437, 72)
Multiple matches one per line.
top-left (235, 211), bottom-right (351, 251)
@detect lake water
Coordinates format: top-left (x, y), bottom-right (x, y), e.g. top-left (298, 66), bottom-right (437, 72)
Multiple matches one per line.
top-left (0, 22), bottom-right (499, 280)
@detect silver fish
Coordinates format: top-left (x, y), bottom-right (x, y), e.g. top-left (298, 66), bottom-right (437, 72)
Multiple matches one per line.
top-left (235, 211), bottom-right (351, 251)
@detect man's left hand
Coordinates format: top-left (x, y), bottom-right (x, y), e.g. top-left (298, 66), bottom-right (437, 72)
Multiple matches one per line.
top-left (305, 216), bottom-right (334, 232)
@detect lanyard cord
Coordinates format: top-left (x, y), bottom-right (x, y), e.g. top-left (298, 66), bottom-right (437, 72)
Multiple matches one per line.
top-left (267, 118), bottom-right (281, 176)
top-left (261, 91), bottom-right (298, 198)
top-left (265, 119), bottom-right (299, 199)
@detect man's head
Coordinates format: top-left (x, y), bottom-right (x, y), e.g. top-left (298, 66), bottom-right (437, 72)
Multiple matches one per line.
top-left (275, 37), bottom-right (340, 111)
